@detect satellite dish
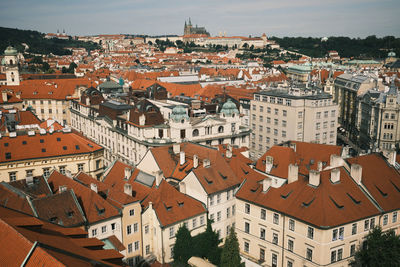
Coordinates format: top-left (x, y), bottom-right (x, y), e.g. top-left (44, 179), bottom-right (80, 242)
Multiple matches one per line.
top-left (321, 37), bottom-right (328, 42)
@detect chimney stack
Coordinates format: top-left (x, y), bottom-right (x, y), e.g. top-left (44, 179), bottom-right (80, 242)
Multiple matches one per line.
top-left (288, 164), bottom-right (298, 184)
top-left (26, 175), bottom-right (34, 186)
top-left (173, 143), bottom-right (180, 154)
top-left (330, 168), bottom-right (340, 183)
top-left (317, 161), bottom-right (323, 171)
top-left (203, 159), bottom-right (211, 168)
top-left (262, 178), bottom-right (271, 192)
top-left (180, 151), bottom-right (185, 165)
top-left (265, 156), bottom-right (273, 173)
top-left (90, 183), bottom-right (98, 193)
top-left (226, 144), bottom-right (232, 158)
top-left (124, 183), bottom-right (132, 196)
top-left (330, 154), bottom-right (342, 168)
top-left (385, 150), bottom-right (396, 166)
top-left (155, 170), bottom-right (164, 186)
top-left (193, 154), bottom-right (199, 168)
top-left (124, 167), bottom-right (131, 180)
top-left (351, 164), bottom-right (362, 185)
top-left (289, 142), bottom-right (296, 152)
top-left (309, 170), bottom-right (320, 187)
top-left (59, 185), bottom-right (67, 193)
top-left (1, 91), bottom-right (7, 102)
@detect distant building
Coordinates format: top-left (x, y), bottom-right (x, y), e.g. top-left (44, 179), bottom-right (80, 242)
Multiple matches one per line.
top-left (250, 86), bottom-right (338, 158)
top-left (184, 18), bottom-right (210, 36)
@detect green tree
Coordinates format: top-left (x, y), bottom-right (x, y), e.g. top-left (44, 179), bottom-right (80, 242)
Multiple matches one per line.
top-left (351, 226), bottom-right (400, 267)
top-left (173, 225), bottom-right (193, 266)
top-left (220, 228), bottom-right (244, 267)
top-left (193, 219), bottom-right (221, 265)
top-left (67, 62), bottom-right (77, 73)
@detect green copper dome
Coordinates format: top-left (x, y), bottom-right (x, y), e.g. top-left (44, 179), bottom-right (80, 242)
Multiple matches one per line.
top-left (4, 46), bottom-right (17, 56)
top-left (220, 99), bottom-right (239, 117)
top-left (388, 51), bottom-right (396, 57)
top-left (171, 105), bottom-right (189, 122)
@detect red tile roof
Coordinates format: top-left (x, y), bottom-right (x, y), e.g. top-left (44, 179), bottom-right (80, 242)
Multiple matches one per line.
top-left (0, 131), bottom-right (103, 163)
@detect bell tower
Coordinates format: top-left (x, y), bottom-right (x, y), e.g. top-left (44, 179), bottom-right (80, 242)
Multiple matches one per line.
top-left (3, 46), bottom-right (20, 85)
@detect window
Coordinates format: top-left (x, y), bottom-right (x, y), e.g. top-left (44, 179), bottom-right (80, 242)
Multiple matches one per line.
top-left (260, 228), bottom-right (265, 240)
top-left (218, 126), bottom-right (224, 133)
top-left (283, 110), bottom-right (287, 117)
top-left (307, 226), bottom-right (314, 239)
top-left (59, 166), bottom-right (66, 175)
top-left (287, 260), bottom-right (293, 267)
top-left (339, 227), bottom-right (344, 240)
top-left (210, 213), bottom-right (214, 221)
top-left (260, 106), bottom-right (264, 112)
top-left (128, 243), bottom-right (133, 253)
top-left (274, 129), bottom-right (278, 136)
top-left (192, 218), bottom-right (197, 228)
top-left (277, 98), bottom-right (283, 105)
top-left (289, 219), bottom-right (295, 231)
top-left (77, 163), bottom-right (84, 172)
top-left (288, 239), bottom-right (294, 252)
top-left (261, 209), bottom-right (266, 220)
top-left (26, 169), bottom-right (33, 177)
top-left (227, 207), bottom-right (230, 218)
top-left (274, 108), bottom-right (278, 115)
top-left (134, 223), bottom-right (138, 232)
top-left (227, 190), bottom-right (231, 200)
top-left (316, 122), bottom-right (320, 130)
top-left (92, 228), bottom-right (97, 236)
top-left (306, 248), bottom-right (313, 261)
top-left (127, 225), bottom-right (132, 235)
top-left (273, 213), bottom-right (279, 224)
top-left (316, 112), bottom-right (321, 119)
top-left (146, 245), bottom-right (150, 255)
top-left (267, 117), bottom-right (271, 124)
top-left (260, 248), bottom-right (265, 262)
top-left (9, 172), bottom-right (16, 182)
top-left (338, 248), bottom-right (343, 261)
top-left (331, 110), bottom-right (335, 117)
top-left (245, 203), bottom-right (250, 214)
top-left (111, 223), bottom-right (116, 231)
top-left (272, 253), bottom-right (277, 267)
top-left (272, 233), bottom-right (278, 244)
top-left (274, 119), bottom-right (278, 126)
top-left (393, 212), bottom-right (398, 223)
top-left (102, 225), bottom-right (107, 233)
top-left (331, 250), bottom-right (337, 263)
top-left (244, 241), bottom-right (249, 253)
top-left (192, 129), bottom-right (199, 137)
top-left (267, 107), bottom-right (271, 113)
top-left (352, 223), bottom-right (357, 235)
top-left (210, 196), bottom-right (214, 206)
top-left (364, 219), bottom-right (369, 231)
top-left (282, 131), bottom-right (286, 138)
top-left (323, 121), bottom-right (328, 129)
top-left (324, 111), bottom-right (329, 118)
top-left (245, 222), bottom-right (250, 233)
top-left (332, 229), bottom-right (338, 241)
top-left (282, 120), bottom-right (287, 127)
top-left (259, 116), bottom-right (263, 122)
top-left (217, 211), bottom-right (221, 222)
top-left (145, 225), bottom-right (149, 234)
top-left (252, 105), bottom-right (256, 111)
top-left (298, 111), bottom-right (303, 118)
top-left (129, 209), bottom-right (135, 216)
top-left (297, 122), bottom-right (302, 129)
top-left (134, 241), bottom-right (139, 251)
top-left (217, 194), bottom-right (221, 204)
top-left (169, 227), bottom-right (174, 238)
top-left (200, 216), bottom-right (205, 225)
top-left (350, 244), bottom-right (356, 256)
top-left (232, 205), bottom-right (235, 216)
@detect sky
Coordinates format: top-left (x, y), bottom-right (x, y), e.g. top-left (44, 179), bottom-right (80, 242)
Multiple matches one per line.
top-left (0, 0), bottom-right (399, 37)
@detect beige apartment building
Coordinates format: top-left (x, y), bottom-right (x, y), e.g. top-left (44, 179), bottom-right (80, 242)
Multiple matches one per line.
top-left (250, 87), bottom-right (338, 158)
top-left (235, 142), bottom-right (400, 267)
top-left (0, 130), bottom-right (104, 182)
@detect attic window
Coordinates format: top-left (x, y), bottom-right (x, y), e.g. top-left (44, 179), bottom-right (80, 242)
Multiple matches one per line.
top-left (204, 176), bottom-right (213, 184)
top-left (302, 197), bottom-right (315, 207)
top-left (42, 148), bottom-right (46, 152)
top-left (4, 143), bottom-right (8, 147)
top-left (50, 217), bottom-right (57, 223)
top-left (163, 203), bottom-right (172, 211)
top-left (56, 137), bottom-right (61, 142)
top-left (48, 91), bottom-right (53, 95)
top-left (250, 184), bottom-right (260, 192)
top-left (66, 211), bottom-right (74, 218)
top-left (5, 152), bottom-right (11, 159)
top-left (346, 193), bottom-right (361, 204)
top-left (88, 143), bottom-right (93, 148)
top-left (219, 172), bottom-right (227, 180)
top-left (241, 168), bottom-right (249, 175)
top-left (375, 185), bottom-right (388, 197)
top-left (22, 141), bottom-right (27, 145)
top-left (75, 145), bottom-right (80, 150)
top-left (33, 91), bottom-right (37, 95)
top-left (63, 146), bottom-right (67, 150)
top-left (95, 205), bottom-right (105, 215)
top-left (177, 200), bottom-right (184, 207)
top-left (329, 196), bottom-right (344, 209)
top-left (281, 190), bottom-right (293, 199)
top-left (390, 181), bottom-right (400, 193)
top-left (40, 139), bottom-right (44, 143)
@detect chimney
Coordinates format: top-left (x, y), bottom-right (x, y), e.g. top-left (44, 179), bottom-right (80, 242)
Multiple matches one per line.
top-left (351, 164), bottom-right (362, 185)
top-left (90, 183), bottom-right (98, 193)
top-left (155, 170), bottom-right (164, 186)
top-left (124, 167), bottom-right (131, 180)
top-left (15, 91), bottom-right (21, 99)
top-left (288, 164), bottom-right (298, 183)
top-left (149, 201), bottom-right (153, 210)
top-left (317, 161), bottom-right (323, 171)
top-left (386, 150), bottom-right (396, 166)
top-left (330, 154), bottom-right (342, 168)
top-left (173, 143), bottom-right (180, 154)
top-left (265, 156), bottom-right (273, 173)
top-left (262, 178), bottom-right (271, 192)
top-left (59, 185), bottom-right (67, 193)
top-left (2, 91), bottom-right (7, 102)
top-left (309, 170), bottom-right (320, 187)
top-left (85, 97), bottom-right (90, 106)
top-left (203, 159), bottom-right (211, 168)
top-left (26, 175), bottom-right (34, 186)
top-left (65, 170), bottom-right (72, 178)
top-left (193, 154), bottom-right (199, 168)
top-left (289, 142), bottom-right (296, 152)
top-left (226, 144), bottom-right (232, 158)
top-left (330, 168), bottom-right (340, 183)
top-left (180, 151), bottom-right (185, 165)
top-left (139, 114), bottom-right (146, 126)
top-left (124, 183), bottom-right (132, 196)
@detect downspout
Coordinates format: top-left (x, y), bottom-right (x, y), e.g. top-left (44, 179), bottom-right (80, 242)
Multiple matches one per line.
top-left (377, 107), bottom-right (383, 149)
top-left (20, 241), bottom-right (38, 267)
top-left (281, 214), bottom-right (286, 267)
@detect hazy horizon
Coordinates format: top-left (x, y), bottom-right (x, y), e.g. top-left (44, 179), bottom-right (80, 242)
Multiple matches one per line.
top-left (1, 0), bottom-right (399, 38)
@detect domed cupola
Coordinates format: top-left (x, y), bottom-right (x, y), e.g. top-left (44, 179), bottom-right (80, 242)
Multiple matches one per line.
top-left (4, 46), bottom-right (17, 56)
top-left (220, 99), bottom-right (239, 117)
top-left (171, 105), bottom-right (189, 123)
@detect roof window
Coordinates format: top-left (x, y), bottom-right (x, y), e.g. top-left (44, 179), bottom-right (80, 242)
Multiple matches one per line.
top-left (62, 146), bottom-right (67, 150)
top-left (4, 143), bottom-right (8, 147)
top-left (56, 137), bottom-right (61, 142)
top-left (42, 148), bottom-right (46, 152)
top-left (5, 152), bottom-right (11, 159)
top-left (40, 139), bottom-right (44, 143)
top-left (75, 145), bottom-right (80, 150)
top-left (22, 141), bottom-right (27, 145)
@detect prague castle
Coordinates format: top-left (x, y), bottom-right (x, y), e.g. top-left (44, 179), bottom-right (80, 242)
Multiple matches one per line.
top-left (183, 18), bottom-right (210, 36)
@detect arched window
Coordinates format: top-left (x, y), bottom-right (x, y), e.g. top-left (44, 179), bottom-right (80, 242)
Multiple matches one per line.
top-left (192, 129), bottom-right (199, 137)
top-left (218, 126), bottom-right (224, 133)
top-left (9, 60), bottom-right (13, 65)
